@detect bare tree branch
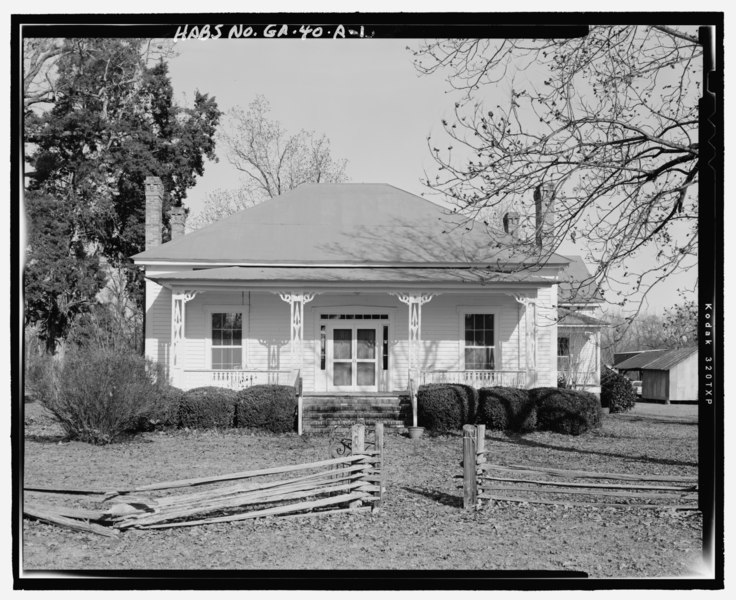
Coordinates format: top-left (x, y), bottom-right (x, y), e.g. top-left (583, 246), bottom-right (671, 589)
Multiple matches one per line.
top-left (412, 25), bottom-right (701, 312)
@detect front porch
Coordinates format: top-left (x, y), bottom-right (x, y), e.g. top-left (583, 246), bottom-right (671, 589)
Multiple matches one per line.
top-left (156, 284), bottom-right (556, 396)
top-left (145, 280), bottom-right (562, 431)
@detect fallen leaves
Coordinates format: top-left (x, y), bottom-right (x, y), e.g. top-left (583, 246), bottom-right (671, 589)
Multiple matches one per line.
top-left (22, 403), bottom-right (701, 576)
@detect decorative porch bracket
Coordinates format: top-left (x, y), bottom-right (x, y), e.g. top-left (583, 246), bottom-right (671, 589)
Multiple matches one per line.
top-left (392, 293), bottom-right (436, 428)
top-left (514, 295), bottom-right (537, 387)
top-left (392, 293), bottom-right (435, 374)
top-left (171, 290), bottom-right (198, 380)
top-left (278, 292), bottom-right (317, 369)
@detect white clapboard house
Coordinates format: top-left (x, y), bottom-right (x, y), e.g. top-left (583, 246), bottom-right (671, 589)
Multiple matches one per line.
top-left (133, 179), bottom-right (604, 431)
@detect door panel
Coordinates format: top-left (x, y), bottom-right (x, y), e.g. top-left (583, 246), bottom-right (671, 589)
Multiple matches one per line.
top-left (333, 329), bottom-right (352, 359)
top-left (357, 328), bottom-right (376, 359)
top-left (328, 325), bottom-right (379, 391)
top-left (333, 362), bottom-right (352, 386)
top-left (356, 362), bottom-right (376, 386)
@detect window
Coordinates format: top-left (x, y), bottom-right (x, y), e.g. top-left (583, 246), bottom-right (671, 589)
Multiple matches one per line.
top-left (464, 313), bottom-right (495, 370)
top-left (211, 312), bottom-right (242, 369)
top-left (382, 325), bottom-right (389, 371)
top-left (557, 336), bottom-right (570, 371)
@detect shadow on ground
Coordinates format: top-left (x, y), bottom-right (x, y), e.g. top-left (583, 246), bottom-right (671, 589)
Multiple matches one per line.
top-left (400, 485), bottom-right (463, 508)
top-left (612, 414), bottom-right (697, 426)
top-left (496, 432), bottom-right (698, 468)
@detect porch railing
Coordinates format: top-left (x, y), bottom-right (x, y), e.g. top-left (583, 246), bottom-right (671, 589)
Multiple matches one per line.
top-left (420, 370), bottom-right (529, 389)
top-left (181, 369), bottom-right (296, 391)
top-left (561, 371), bottom-right (601, 388)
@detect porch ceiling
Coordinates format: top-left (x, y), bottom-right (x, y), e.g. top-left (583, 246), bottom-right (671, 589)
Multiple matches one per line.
top-left (148, 266), bottom-right (555, 290)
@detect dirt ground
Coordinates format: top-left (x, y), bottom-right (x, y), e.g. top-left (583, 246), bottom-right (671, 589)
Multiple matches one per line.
top-left (21, 401), bottom-right (703, 578)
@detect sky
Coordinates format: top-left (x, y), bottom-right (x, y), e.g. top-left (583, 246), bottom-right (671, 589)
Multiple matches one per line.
top-left (165, 34), bottom-right (698, 316)
top-left (166, 38), bottom-right (453, 208)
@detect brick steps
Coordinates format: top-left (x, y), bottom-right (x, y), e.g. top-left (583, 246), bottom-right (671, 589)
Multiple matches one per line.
top-left (302, 394), bottom-right (411, 433)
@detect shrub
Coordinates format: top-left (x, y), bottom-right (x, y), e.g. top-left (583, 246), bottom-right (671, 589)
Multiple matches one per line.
top-left (530, 387), bottom-right (602, 435)
top-left (24, 343), bottom-right (55, 403)
top-left (139, 386), bottom-right (184, 430)
top-left (476, 387), bottom-right (536, 432)
top-left (417, 384), bottom-right (478, 432)
top-left (235, 385), bottom-right (297, 433)
top-left (40, 346), bottom-right (165, 444)
top-left (179, 387), bottom-right (238, 429)
top-left (600, 367), bottom-right (637, 413)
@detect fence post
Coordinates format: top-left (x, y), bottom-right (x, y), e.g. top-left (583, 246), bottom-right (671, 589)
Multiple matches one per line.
top-left (295, 375), bottom-right (303, 435)
top-left (350, 424), bottom-right (366, 509)
top-left (475, 424), bottom-right (485, 506)
top-left (374, 423), bottom-right (384, 508)
top-left (463, 424), bottom-right (477, 510)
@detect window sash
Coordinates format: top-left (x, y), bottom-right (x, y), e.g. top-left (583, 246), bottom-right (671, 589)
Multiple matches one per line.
top-left (463, 313), bottom-right (495, 370)
top-left (211, 312), bottom-right (243, 370)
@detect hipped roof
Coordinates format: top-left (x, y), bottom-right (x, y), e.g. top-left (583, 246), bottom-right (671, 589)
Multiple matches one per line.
top-left (558, 255), bottom-right (604, 304)
top-left (133, 183), bottom-right (570, 269)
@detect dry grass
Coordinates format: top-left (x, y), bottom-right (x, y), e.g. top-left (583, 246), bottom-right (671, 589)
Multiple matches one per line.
top-left (22, 401), bottom-right (702, 577)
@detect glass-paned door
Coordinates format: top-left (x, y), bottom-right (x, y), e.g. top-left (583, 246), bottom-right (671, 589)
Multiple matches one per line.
top-left (328, 326), bottom-right (379, 391)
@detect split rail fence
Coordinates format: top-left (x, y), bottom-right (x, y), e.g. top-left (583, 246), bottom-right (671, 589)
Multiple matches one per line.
top-left (24, 424), bottom-right (384, 537)
top-left (460, 424), bottom-right (699, 511)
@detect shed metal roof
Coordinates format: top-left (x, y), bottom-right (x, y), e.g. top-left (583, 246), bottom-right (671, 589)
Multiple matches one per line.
top-left (133, 183), bottom-right (570, 268)
top-left (613, 347), bottom-right (697, 371)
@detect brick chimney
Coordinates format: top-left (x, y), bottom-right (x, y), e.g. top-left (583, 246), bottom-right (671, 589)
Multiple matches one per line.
top-left (169, 205), bottom-right (187, 241)
top-left (534, 181), bottom-right (556, 250)
top-left (145, 176), bottom-right (163, 250)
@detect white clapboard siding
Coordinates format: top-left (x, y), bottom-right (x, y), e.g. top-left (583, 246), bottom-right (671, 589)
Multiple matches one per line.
top-left (534, 285), bottom-right (557, 387)
top-left (144, 277), bottom-right (171, 367)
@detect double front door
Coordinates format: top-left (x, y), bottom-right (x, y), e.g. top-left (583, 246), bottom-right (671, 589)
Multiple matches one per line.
top-left (327, 324), bottom-right (381, 392)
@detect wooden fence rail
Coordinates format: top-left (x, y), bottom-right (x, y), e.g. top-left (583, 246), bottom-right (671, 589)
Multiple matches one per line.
top-left (460, 424), bottom-right (698, 511)
top-left (25, 423), bottom-right (384, 536)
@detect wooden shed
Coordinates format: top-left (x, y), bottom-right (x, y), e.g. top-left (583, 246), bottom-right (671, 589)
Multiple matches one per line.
top-left (613, 347), bottom-right (698, 403)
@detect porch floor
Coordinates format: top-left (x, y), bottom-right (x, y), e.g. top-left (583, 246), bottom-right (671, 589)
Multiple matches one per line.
top-left (303, 391), bottom-right (405, 397)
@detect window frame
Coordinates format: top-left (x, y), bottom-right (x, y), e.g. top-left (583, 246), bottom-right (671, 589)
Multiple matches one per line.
top-left (557, 335), bottom-right (571, 372)
top-left (205, 305), bottom-right (246, 370)
top-left (458, 308), bottom-right (499, 371)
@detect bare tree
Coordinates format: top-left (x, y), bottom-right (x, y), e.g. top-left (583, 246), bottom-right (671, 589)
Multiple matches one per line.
top-left (413, 26), bottom-right (701, 310)
top-left (217, 95), bottom-right (348, 201)
top-left (600, 300), bottom-right (698, 363)
top-left (186, 188), bottom-right (257, 231)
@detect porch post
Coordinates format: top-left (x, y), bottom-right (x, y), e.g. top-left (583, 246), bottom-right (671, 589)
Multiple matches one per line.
top-left (514, 296), bottom-right (537, 388)
top-left (278, 292), bottom-right (316, 372)
top-left (392, 293), bottom-right (435, 428)
top-left (170, 290), bottom-right (197, 385)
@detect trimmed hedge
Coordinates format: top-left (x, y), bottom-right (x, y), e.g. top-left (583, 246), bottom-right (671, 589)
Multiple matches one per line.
top-left (477, 387), bottom-right (537, 432)
top-left (601, 367), bottom-right (637, 413)
top-left (235, 385), bottom-right (297, 433)
top-left (530, 387), bottom-right (602, 435)
top-left (417, 384), bottom-right (478, 432)
top-left (179, 387), bottom-right (238, 429)
top-left (139, 386), bottom-right (184, 431)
